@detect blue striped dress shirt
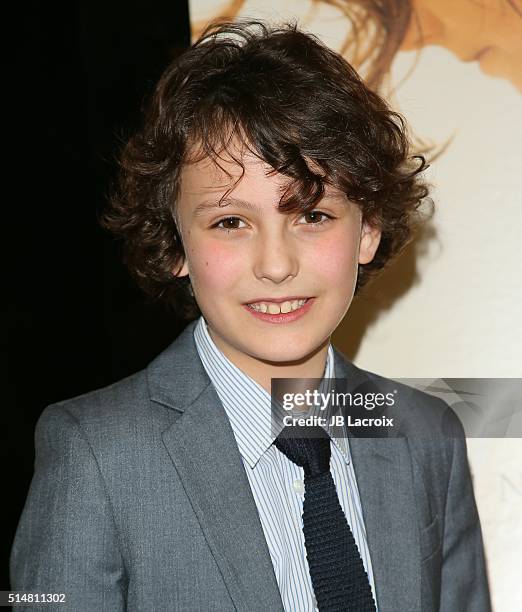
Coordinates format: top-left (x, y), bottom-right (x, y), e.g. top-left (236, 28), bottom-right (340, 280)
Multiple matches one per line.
top-left (193, 316), bottom-right (378, 612)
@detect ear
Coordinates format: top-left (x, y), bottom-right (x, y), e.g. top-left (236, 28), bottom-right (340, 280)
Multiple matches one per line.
top-left (358, 221), bottom-right (382, 265)
top-left (172, 258), bottom-right (190, 278)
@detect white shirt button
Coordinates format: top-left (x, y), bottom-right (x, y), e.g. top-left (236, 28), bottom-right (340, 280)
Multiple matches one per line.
top-left (293, 478), bottom-right (304, 494)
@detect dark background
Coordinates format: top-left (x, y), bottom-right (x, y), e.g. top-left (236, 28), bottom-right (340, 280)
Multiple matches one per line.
top-left (4, 0), bottom-right (191, 589)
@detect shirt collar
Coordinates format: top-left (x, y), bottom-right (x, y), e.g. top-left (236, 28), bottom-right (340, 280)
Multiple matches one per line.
top-left (193, 315), bottom-right (351, 468)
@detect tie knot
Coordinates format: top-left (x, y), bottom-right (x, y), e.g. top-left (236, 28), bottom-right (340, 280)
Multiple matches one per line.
top-left (274, 425), bottom-right (331, 478)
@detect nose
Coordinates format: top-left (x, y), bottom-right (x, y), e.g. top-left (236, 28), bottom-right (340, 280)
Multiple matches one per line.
top-left (253, 227), bottom-right (299, 284)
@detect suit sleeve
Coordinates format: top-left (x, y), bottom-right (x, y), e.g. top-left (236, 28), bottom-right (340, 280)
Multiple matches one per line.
top-left (10, 404), bottom-right (127, 612)
top-left (439, 425), bottom-right (492, 611)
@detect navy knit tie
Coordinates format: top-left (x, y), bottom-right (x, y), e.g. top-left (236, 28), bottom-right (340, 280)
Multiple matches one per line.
top-left (274, 425), bottom-right (376, 612)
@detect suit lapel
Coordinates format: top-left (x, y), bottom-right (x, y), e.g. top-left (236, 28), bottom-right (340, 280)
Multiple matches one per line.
top-left (333, 348), bottom-right (421, 611)
top-left (348, 439), bottom-right (421, 611)
top-left (147, 321), bottom-right (284, 612)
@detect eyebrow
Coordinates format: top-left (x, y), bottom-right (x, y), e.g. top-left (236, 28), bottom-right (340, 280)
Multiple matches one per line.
top-left (192, 194), bottom-right (347, 217)
top-left (193, 197), bottom-right (265, 217)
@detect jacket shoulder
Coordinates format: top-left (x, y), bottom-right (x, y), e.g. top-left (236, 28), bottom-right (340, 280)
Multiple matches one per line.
top-left (37, 366), bottom-right (178, 454)
top-left (37, 321), bottom-right (204, 451)
top-left (49, 369), bottom-right (151, 423)
top-left (338, 354), bottom-right (464, 438)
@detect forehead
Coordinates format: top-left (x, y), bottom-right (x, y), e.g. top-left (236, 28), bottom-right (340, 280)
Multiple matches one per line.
top-left (179, 145), bottom-right (288, 200)
top-left (178, 139), bottom-right (347, 208)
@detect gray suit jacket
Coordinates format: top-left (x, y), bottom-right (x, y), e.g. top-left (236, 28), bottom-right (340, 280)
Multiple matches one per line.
top-left (11, 320), bottom-right (491, 611)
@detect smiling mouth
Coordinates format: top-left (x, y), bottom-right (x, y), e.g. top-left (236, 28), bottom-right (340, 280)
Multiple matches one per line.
top-left (247, 298), bottom-right (309, 314)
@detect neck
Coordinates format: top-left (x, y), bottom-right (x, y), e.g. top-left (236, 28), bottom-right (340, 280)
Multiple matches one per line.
top-left (207, 327), bottom-right (330, 394)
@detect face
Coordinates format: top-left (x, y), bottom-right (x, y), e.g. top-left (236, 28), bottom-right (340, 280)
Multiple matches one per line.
top-left (173, 143), bottom-right (381, 371)
top-left (401, 0), bottom-right (522, 91)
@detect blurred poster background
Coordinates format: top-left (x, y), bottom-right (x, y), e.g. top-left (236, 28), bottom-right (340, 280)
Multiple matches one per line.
top-left (189, 1), bottom-right (522, 609)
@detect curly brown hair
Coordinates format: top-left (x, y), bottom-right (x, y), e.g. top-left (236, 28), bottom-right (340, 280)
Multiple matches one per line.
top-left (102, 19), bottom-right (431, 321)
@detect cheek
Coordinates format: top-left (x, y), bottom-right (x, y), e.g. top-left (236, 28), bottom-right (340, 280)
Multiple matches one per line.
top-left (307, 231), bottom-right (359, 285)
top-left (188, 240), bottom-right (244, 293)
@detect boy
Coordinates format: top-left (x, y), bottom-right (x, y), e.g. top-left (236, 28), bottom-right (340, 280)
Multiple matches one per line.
top-left (11, 20), bottom-right (490, 612)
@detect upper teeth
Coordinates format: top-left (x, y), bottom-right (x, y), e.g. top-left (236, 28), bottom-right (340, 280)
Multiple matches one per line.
top-left (248, 299), bottom-right (307, 314)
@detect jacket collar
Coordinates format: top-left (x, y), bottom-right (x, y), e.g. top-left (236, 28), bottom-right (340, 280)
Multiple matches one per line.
top-left (146, 319), bottom-right (210, 412)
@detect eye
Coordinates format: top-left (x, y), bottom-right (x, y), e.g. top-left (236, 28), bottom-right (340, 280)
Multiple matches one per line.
top-left (298, 210), bottom-right (334, 226)
top-left (212, 217), bottom-right (247, 231)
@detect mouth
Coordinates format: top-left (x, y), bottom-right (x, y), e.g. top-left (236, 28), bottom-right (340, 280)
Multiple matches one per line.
top-left (243, 297), bottom-right (314, 323)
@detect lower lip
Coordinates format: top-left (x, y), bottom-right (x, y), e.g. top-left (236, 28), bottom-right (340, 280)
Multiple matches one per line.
top-left (243, 298), bottom-right (315, 324)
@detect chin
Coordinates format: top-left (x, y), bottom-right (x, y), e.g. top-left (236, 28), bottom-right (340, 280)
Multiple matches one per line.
top-left (247, 341), bottom-right (317, 365)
